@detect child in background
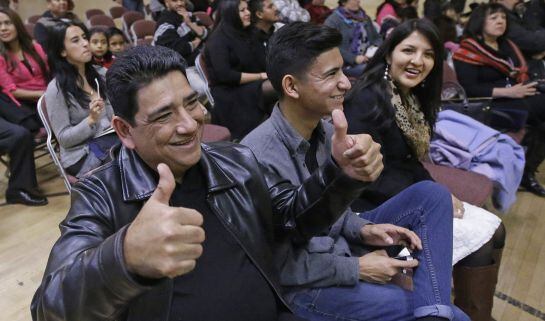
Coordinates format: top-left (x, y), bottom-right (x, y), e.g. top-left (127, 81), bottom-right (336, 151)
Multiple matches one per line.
top-left (89, 27), bottom-right (114, 68)
top-left (105, 27), bottom-right (128, 56)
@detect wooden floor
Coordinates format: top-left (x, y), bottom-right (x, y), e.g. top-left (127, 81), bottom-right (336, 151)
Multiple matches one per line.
top-left (1, 158), bottom-right (544, 321)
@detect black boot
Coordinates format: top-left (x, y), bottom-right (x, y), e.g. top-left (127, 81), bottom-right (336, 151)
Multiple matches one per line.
top-left (520, 171), bottom-right (545, 197)
top-left (521, 124), bottom-right (545, 196)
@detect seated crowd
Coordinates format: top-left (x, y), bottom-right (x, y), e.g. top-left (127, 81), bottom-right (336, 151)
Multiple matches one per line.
top-left (1, 0), bottom-right (544, 320)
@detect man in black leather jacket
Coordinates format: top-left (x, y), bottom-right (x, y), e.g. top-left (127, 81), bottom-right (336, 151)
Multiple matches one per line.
top-left (31, 45), bottom-right (383, 321)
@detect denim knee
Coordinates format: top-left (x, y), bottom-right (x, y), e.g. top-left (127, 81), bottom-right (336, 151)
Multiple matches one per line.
top-left (405, 181), bottom-right (451, 212)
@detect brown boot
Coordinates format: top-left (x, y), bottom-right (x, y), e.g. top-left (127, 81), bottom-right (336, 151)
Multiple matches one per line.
top-left (453, 259), bottom-right (500, 321)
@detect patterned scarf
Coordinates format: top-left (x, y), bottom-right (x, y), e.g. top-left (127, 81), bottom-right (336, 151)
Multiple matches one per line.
top-left (335, 7), bottom-right (369, 55)
top-left (453, 38), bottom-right (529, 83)
top-left (389, 80), bottom-right (430, 159)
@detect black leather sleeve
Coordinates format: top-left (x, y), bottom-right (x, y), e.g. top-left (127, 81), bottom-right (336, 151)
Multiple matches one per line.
top-left (30, 177), bottom-right (156, 321)
top-left (265, 155), bottom-right (369, 241)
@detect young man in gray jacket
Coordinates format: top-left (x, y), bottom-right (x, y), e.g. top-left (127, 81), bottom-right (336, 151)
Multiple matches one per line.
top-left (242, 22), bottom-right (469, 321)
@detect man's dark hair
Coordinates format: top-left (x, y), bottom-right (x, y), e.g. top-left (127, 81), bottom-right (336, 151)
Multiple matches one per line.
top-left (249, 0), bottom-right (265, 23)
top-left (106, 46), bottom-right (187, 125)
top-left (266, 22), bottom-right (342, 96)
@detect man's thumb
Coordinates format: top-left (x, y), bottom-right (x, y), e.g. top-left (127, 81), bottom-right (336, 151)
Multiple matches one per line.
top-left (151, 163), bottom-right (176, 204)
top-left (331, 109), bottom-right (348, 143)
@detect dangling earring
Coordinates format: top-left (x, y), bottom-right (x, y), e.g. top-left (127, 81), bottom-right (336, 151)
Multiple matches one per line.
top-left (384, 64), bottom-right (390, 81)
top-left (421, 79), bottom-right (426, 87)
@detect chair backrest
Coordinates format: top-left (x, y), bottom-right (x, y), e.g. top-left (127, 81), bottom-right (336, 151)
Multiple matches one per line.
top-left (36, 95), bottom-right (75, 193)
top-left (122, 11), bottom-right (145, 41)
top-left (130, 20), bottom-right (156, 45)
top-left (24, 23), bottom-right (35, 37)
top-left (193, 11), bottom-right (214, 28)
top-left (89, 14), bottom-right (116, 28)
top-left (442, 60), bottom-right (459, 86)
top-left (109, 5), bottom-right (127, 19)
top-left (86, 8), bottom-right (105, 20)
top-left (136, 38), bottom-right (153, 46)
top-left (27, 14), bottom-right (41, 24)
top-left (195, 52), bottom-right (215, 107)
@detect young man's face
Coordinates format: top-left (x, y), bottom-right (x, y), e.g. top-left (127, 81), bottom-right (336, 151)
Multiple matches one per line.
top-left (165, 0), bottom-right (187, 14)
top-left (293, 47), bottom-right (351, 118)
top-left (48, 0), bottom-right (68, 17)
top-left (257, 0), bottom-right (280, 23)
top-left (127, 71), bottom-right (205, 178)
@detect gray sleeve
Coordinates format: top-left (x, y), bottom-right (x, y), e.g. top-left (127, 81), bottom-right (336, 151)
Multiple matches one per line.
top-left (46, 81), bottom-right (97, 149)
top-left (342, 211), bottom-right (372, 244)
top-left (278, 244), bottom-right (360, 287)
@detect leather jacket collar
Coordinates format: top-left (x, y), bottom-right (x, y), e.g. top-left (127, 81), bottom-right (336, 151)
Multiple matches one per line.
top-left (117, 144), bottom-right (237, 202)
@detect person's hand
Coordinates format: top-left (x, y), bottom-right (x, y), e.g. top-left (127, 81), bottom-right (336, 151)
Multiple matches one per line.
top-left (506, 82), bottom-right (537, 98)
top-left (355, 55), bottom-right (369, 65)
top-left (179, 9), bottom-right (190, 20)
top-left (359, 250), bottom-right (419, 284)
top-left (452, 194), bottom-right (464, 218)
top-left (360, 224), bottom-right (422, 251)
top-left (260, 72), bottom-right (268, 80)
top-left (87, 98), bottom-right (105, 126)
top-left (331, 109), bottom-right (383, 182)
top-left (532, 50), bottom-right (545, 60)
top-left (123, 163), bottom-right (205, 279)
top-left (191, 37), bottom-right (202, 49)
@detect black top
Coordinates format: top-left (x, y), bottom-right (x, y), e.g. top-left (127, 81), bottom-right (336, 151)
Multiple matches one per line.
top-left (204, 27), bottom-right (267, 139)
top-left (344, 86), bottom-right (433, 212)
top-left (169, 164), bottom-right (278, 321)
top-left (34, 11), bottom-right (79, 50)
top-left (154, 10), bottom-right (202, 66)
top-left (453, 38), bottom-right (522, 98)
top-left (505, 8), bottom-right (545, 56)
top-left (204, 27), bottom-right (265, 87)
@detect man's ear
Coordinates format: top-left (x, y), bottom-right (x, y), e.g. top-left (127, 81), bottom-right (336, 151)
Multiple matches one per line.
top-left (111, 116), bottom-right (136, 149)
top-left (256, 10), bottom-right (264, 20)
top-left (281, 74), bottom-right (300, 99)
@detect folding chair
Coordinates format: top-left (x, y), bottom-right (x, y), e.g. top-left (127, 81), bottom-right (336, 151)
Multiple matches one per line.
top-left (109, 6), bottom-right (127, 19)
top-left (195, 53), bottom-right (215, 107)
top-left (88, 14), bottom-right (116, 28)
top-left (24, 23), bottom-right (35, 37)
top-left (86, 8), bottom-right (105, 20)
top-left (121, 11), bottom-right (145, 43)
top-left (36, 96), bottom-right (77, 194)
top-left (193, 11), bottom-right (214, 28)
top-left (130, 20), bottom-right (156, 46)
top-left (27, 14), bottom-right (41, 24)
top-left (136, 38), bottom-right (153, 46)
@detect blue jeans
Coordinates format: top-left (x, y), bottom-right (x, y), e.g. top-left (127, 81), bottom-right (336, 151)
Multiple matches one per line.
top-left (290, 181), bottom-right (470, 321)
top-left (122, 0), bottom-right (144, 13)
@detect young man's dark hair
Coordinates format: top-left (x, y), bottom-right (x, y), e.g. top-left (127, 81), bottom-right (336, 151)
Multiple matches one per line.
top-left (106, 45), bottom-right (187, 125)
top-left (266, 22), bottom-right (342, 95)
top-left (249, 0), bottom-right (265, 23)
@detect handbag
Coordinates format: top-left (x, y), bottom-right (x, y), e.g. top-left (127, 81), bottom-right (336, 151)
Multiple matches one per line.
top-left (440, 81), bottom-right (513, 127)
top-left (440, 81), bottom-right (494, 124)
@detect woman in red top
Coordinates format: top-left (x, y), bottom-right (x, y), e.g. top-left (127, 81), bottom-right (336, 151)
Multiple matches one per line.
top-left (0, 8), bottom-right (49, 136)
top-left (0, 8), bottom-right (49, 105)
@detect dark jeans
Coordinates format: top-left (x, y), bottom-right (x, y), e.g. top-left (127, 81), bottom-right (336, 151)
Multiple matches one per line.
top-left (122, 0), bottom-right (144, 14)
top-left (493, 93), bottom-right (545, 174)
top-left (290, 181), bottom-right (470, 321)
top-left (0, 116), bottom-right (38, 195)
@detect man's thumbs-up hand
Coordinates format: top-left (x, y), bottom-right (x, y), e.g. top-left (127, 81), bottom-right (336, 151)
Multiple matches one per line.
top-left (331, 109), bottom-right (383, 182)
top-left (124, 163), bottom-right (205, 279)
